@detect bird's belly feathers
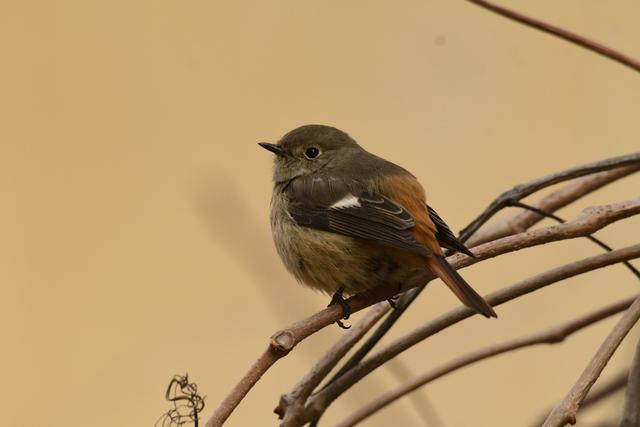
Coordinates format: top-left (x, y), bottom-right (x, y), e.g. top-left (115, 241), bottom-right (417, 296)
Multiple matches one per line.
top-left (270, 195), bottom-right (423, 295)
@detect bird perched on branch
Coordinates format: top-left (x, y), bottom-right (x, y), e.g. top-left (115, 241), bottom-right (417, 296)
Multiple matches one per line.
top-left (260, 125), bottom-right (496, 327)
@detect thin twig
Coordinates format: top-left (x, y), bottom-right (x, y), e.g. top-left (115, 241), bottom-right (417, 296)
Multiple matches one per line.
top-left (306, 290), bottom-right (430, 427)
top-left (511, 201), bottom-right (640, 280)
top-left (620, 338), bottom-right (640, 427)
top-left (275, 305), bottom-right (388, 425)
top-left (465, 0), bottom-right (640, 73)
top-left (542, 297), bottom-right (640, 426)
top-left (468, 165), bottom-right (640, 247)
top-left (337, 296), bottom-right (637, 427)
top-left (458, 153), bottom-right (640, 244)
top-left (322, 287), bottom-right (417, 388)
top-left (531, 370), bottom-right (629, 427)
top-left (205, 334), bottom-right (293, 427)
top-left (303, 244), bottom-right (640, 423)
top-left (451, 199), bottom-right (640, 273)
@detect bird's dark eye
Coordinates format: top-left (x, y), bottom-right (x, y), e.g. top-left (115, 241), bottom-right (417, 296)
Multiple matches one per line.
top-left (304, 147), bottom-right (320, 159)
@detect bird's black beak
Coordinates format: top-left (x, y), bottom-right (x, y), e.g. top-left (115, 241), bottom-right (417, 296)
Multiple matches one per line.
top-left (258, 142), bottom-right (284, 156)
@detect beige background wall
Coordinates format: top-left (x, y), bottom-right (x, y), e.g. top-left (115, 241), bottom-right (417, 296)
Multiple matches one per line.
top-left (2, 1), bottom-right (639, 426)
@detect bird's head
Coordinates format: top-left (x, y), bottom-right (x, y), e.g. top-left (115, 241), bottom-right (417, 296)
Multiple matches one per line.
top-left (259, 124), bottom-right (362, 183)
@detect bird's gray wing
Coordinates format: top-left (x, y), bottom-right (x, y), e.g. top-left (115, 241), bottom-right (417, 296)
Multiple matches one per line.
top-left (284, 176), bottom-right (430, 256)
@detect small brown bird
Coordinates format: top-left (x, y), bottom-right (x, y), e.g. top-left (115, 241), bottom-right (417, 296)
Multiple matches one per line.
top-left (260, 125), bottom-right (496, 325)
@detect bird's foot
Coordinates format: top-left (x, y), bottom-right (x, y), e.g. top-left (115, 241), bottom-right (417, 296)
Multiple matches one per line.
top-left (387, 295), bottom-right (403, 311)
top-left (328, 288), bottom-right (351, 329)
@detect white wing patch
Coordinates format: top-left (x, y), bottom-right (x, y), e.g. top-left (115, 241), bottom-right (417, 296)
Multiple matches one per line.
top-left (330, 195), bottom-right (361, 210)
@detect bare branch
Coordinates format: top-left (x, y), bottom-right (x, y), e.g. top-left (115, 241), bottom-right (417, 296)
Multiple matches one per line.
top-left (275, 304), bottom-right (388, 425)
top-left (458, 153), bottom-right (640, 244)
top-left (620, 338), bottom-right (640, 427)
top-left (465, 0), bottom-right (640, 73)
top-left (208, 199), bottom-right (639, 427)
top-left (337, 296), bottom-right (637, 427)
top-left (509, 201), bottom-right (640, 280)
top-left (456, 199), bottom-right (640, 268)
top-left (303, 244), bottom-right (640, 423)
top-left (205, 334), bottom-right (294, 427)
top-left (542, 297), bottom-right (640, 426)
top-left (531, 370), bottom-right (629, 426)
top-left (468, 165), bottom-right (640, 247)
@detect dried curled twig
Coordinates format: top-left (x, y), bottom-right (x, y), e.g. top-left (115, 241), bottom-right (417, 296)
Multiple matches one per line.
top-left (157, 374), bottom-right (205, 427)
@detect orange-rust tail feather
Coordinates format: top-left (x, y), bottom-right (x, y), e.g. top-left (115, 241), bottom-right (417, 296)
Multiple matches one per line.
top-left (426, 256), bottom-right (497, 318)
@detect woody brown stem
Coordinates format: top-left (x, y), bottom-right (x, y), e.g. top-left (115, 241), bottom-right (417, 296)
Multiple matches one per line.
top-left (467, 165), bottom-right (640, 247)
top-left (465, 0), bottom-right (640, 73)
top-left (542, 297), bottom-right (640, 426)
top-left (458, 153), bottom-right (640, 243)
top-left (274, 305), bottom-right (388, 425)
top-left (619, 338), bottom-right (640, 427)
top-left (336, 296), bottom-right (637, 427)
top-left (531, 370), bottom-right (630, 426)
